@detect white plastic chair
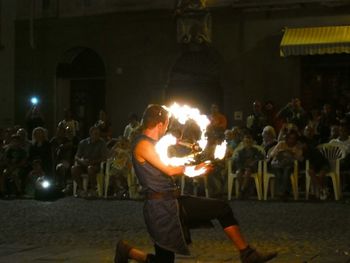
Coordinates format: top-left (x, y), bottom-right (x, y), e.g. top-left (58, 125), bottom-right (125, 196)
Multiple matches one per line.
top-left (73, 163), bottom-right (104, 197)
top-left (263, 159), bottom-right (299, 200)
top-left (104, 158), bottom-right (137, 199)
top-left (305, 143), bottom-right (346, 200)
top-left (227, 145), bottom-right (264, 200)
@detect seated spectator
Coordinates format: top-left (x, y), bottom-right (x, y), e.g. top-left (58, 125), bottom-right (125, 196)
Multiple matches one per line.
top-left (123, 113), bottom-right (140, 142)
top-left (329, 123), bottom-right (350, 153)
top-left (329, 125), bottom-right (340, 141)
top-left (232, 133), bottom-right (265, 198)
top-left (71, 126), bottom-right (107, 197)
top-left (50, 124), bottom-right (76, 190)
top-left (58, 108), bottom-right (80, 140)
top-left (261, 125), bottom-right (277, 154)
top-left (16, 128), bottom-right (31, 154)
top-left (317, 104), bottom-right (338, 143)
top-left (108, 137), bottom-right (132, 198)
top-left (26, 105), bottom-right (45, 139)
top-left (29, 127), bottom-right (52, 175)
top-left (308, 109), bottom-right (321, 135)
top-left (246, 100), bottom-right (267, 144)
top-left (95, 110), bottom-right (112, 142)
top-left (224, 129), bottom-right (235, 158)
top-left (329, 123), bottom-right (350, 172)
top-left (277, 123), bottom-right (299, 142)
top-left (207, 104), bottom-right (227, 140)
top-left (300, 138), bottom-right (330, 200)
top-left (268, 130), bottom-right (303, 200)
top-left (2, 134), bottom-right (28, 196)
top-left (264, 100), bottom-right (282, 132)
top-left (277, 98), bottom-right (308, 130)
top-left (301, 125), bottom-right (319, 149)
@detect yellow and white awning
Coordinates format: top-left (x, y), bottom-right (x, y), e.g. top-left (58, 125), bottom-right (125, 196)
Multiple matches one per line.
top-left (280, 25), bottom-right (350, 57)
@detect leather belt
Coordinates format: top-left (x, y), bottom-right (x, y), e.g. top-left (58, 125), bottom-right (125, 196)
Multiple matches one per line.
top-left (146, 190), bottom-right (180, 200)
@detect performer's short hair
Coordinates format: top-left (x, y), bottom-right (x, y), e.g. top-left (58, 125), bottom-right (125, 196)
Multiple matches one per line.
top-left (141, 104), bottom-right (169, 129)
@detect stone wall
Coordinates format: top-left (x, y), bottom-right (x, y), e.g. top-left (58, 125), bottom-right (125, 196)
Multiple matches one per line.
top-left (14, 5), bottom-right (350, 136)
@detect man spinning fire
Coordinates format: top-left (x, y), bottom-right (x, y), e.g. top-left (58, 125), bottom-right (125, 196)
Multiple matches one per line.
top-left (115, 104), bottom-right (277, 263)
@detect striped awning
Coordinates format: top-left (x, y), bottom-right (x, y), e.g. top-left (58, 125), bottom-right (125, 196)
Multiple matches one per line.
top-left (280, 25), bottom-right (350, 57)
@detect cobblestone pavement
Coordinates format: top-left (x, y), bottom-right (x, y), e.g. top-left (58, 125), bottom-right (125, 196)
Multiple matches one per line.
top-left (0, 196), bottom-right (349, 262)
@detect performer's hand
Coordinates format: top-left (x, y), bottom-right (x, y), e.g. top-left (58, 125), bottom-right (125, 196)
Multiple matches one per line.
top-left (195, 161), bottom-right (213, 173)
top-left (184, 161), bottom-right (212, 177)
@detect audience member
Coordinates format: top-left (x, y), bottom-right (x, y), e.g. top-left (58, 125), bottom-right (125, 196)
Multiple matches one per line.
top-left (207, 104), bottom-right (227, 140)
top-left (246, 100), bottom-right (267, 144)
top-left (329, 125), bottom-right (340, 141)
top-left (95, 110), bottom-right (112, 142)
top-left (58, 108), bottom-right (80, 139)
top-left (107, 137), bottom-right (132, 198)
top-left (329, 123), bottom-right (350, 172)
top-left (26, 105), bottom-right (45, 139)
top-left (123, 113), bottom-right (140, 142)
top-left (16, 128), bottom-right (31, 154)
top-left (277, 123), bottom-right (299, 142)
top-left (277, 98), bottom-right (308, 129)
top-left (268, 130), bottom-right (303, 200)
top-left (317, 104), bottom-right (338, 143)
top-left (71, 126), bottom-right (107, 197)
top-left (2, 134), bottom-right (28, 196)
top-left (263, 101), bottom-right (282, 132)
top-left (299, 137), bottom-right (330, 200)
top-left (232, 133), bottom-right (265, 199)
top-left (50, 124), bottom-right (76, 189)
top-left (261, 126), bottom-right (277, 154)
top-left (28, 127), bottom-right (52, 175)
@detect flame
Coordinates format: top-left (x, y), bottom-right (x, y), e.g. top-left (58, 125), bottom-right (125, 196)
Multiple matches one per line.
top-left (184, 165), bottom-right (208, 177)
top-left (167, 103), bottom-right (210, 150)
top-left (214, 140), bottom-right (227, 160)
top-left (155, 102), bottom-right (226, 177)
top-left (155, 134), bottom-right (194, 166)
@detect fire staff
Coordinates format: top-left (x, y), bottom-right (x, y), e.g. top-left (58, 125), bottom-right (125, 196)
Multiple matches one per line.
top-left (115, 104), bottom-right (277, 263)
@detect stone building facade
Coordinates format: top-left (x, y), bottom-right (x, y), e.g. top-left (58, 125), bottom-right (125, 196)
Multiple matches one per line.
top-left (8, 0), bottom-right (350, 135)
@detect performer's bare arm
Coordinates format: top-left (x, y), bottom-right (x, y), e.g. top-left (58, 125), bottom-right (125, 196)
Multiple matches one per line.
top-left (134, 139), bottom-right (185, 176)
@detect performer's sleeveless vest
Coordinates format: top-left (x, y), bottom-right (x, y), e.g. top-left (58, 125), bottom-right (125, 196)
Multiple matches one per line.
top-left (132, 134), bottom-right (190, 255)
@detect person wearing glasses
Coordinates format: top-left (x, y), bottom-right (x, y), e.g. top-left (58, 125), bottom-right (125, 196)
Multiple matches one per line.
top-left (115, 104), bottom-right (277, 263)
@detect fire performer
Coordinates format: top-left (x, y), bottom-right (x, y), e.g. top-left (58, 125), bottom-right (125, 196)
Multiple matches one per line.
top-left (115, 104), bottom-right (277, 263)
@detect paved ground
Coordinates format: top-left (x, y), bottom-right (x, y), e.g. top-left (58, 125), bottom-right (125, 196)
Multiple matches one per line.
top-left (0, 196), bottom-right (349, 263)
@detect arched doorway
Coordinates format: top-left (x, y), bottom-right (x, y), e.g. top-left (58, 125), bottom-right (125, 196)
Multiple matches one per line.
top-left (166, 46), bottom-right (222, 112)
top-left (55, 47), bottom-right (105, 137)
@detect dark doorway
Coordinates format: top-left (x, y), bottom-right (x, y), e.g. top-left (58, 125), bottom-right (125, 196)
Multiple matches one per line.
top-left (56, 47), bottom-right (105, 137)
top-left (301, 54), bottom-right (350, 111)
top-left (167, 46), bottom-right (222, 113)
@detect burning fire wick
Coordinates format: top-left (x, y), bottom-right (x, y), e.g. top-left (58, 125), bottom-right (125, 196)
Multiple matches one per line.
top-left (156, 103), bottom-right (227, 177)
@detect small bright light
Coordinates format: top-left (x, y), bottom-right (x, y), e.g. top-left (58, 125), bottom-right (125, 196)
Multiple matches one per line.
top-left (30, 96), bottom-right (39, 105)
top-left (41, 180), bottom-right (50, 189)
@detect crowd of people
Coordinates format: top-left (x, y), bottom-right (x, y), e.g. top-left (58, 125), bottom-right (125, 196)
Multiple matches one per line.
top-left (225, 98), bottom-right (350, 200)
top-left (0, 98), bottom-right (350, 200)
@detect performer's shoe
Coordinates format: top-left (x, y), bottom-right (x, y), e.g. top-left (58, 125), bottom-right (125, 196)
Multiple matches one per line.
top-left (240, 246), bottom-right (277, 263)
top-left (114, 239), bottom-right (132, 263)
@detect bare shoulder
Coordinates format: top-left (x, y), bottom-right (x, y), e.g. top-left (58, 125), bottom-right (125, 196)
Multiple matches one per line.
top-left (134, 139), bottom-right (154, 162)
